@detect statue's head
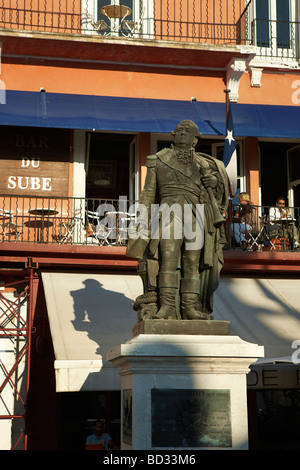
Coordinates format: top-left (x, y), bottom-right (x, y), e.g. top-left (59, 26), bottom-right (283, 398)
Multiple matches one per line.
top-left (171, 120), bottom-right (202, 148)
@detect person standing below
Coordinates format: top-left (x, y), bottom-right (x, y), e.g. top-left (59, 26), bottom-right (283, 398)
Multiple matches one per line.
top-left (85, 419), bottom-right (115, 450)
top-left (127, 119), bottom-right (229, 321)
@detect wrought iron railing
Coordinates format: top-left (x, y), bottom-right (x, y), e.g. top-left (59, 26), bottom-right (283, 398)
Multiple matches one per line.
top-left (0, 0), bottom-right (250, 45)
top-left (228, 203), bottom-right (300, 252)
top-left (250, 18), bottom-right (300, 62)
top-left (0, 195), bottom-right (299, 252)
top-left (0, 195), bottom-right (138, 246)
top-left (1, 1), bottom-right (300, 61)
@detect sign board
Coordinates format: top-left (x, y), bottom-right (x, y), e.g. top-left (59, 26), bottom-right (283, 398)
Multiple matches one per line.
top-left (0, 127), bottom-right (71, 196)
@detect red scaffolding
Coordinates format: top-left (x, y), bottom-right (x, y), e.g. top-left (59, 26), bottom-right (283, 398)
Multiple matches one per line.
top-left (0, 263), bottom-right (39, 450)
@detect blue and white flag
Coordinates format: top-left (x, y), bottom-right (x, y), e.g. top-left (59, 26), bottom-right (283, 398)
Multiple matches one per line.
top-left (223, 101), bottom-right (237, 196)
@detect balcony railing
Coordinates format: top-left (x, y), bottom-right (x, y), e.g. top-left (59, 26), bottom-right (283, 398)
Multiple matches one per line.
top-left (0, 195), bottom-right (299, 253)
top-left (250, 18), bottom-right (300, 62)
top-left (0, 0), bottom-right (250, 45)
top-left (1, 1), bottom-right (299, 61)
top-left (228, 203), bottom-right (300, 253)
top-left (0, 195), bottom-right (138, 246)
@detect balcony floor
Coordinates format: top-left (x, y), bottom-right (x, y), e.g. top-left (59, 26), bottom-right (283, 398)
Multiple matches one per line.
top-left (0, 241), bottom-right (299, 275)
top-left (0, 28), bottom-right (255, 71)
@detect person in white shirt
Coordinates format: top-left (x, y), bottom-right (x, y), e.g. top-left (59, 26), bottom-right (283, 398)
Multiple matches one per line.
top-left (268, 197), bottom-right (299, 249)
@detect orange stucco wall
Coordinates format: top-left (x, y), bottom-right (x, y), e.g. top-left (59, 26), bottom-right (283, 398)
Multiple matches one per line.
top-left (244, 137), bottom-right (260, 206)
top-left (2, 62), bottom-right (226, 102)
top-left (238, 71), bottom-right (300, 106)
top-left (3, 61), bottom-right (300, 107)
top-left (154, 0), bottom-right (246, 45)
top-left (138, 133), bottom-right (151, 192)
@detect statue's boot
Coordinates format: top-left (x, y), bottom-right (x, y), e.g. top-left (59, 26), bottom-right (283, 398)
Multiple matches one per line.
top-left (181, 278), bottom-right (210, 320)
top-left (154, 272), bottom-right (177, 320)
top-left (155, 288), bottom-right (177, 319)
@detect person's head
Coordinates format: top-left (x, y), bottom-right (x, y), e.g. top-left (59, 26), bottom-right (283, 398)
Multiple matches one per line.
top-left (172, 120), bottom-right (202, 149)
top-left (238, 192), bottom-right (250, 205)
top-left (238, 192), bottom-right (250, 201)
top-left (94, 419), bottom-right (104, 437)
top-left (276, 197), bottom-right (286, 207)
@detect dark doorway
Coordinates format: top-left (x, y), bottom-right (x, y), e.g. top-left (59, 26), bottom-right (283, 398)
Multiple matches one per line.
top-left (86, 133), bottom-right (134, 200)
top-left (57, 390), bottom-right (121, 449)
top-left (259, 141), bottom-right (295, 207)
top-left (248, 388), bottom-right (300, 450)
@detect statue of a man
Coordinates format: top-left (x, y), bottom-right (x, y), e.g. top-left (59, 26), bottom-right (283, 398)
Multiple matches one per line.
top-left (127, 120), bottom-right (229, 321)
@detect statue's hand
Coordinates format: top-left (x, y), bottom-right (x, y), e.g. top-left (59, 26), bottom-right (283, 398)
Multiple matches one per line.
top-left (201, 174), bottom-right (218, 189)
top-left (136, 220), bottom-right (149, 233)
top-left (128, 219), bottom-right (149, 240)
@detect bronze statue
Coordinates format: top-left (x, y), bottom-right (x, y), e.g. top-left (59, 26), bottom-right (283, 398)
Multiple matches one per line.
top-left (127, 120), bottom-right (229, 321)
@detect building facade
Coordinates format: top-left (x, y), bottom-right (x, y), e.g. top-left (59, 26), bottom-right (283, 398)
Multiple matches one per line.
top-left (0, 0), bottom-right (300, 450)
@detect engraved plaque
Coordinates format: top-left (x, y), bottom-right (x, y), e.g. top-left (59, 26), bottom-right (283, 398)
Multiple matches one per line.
top-left (151, 389), bottom-right (232, 448)
top-left (122, 389), bottom-right (133, 445)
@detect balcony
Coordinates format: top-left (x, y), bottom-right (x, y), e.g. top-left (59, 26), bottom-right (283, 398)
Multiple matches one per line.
top-left (1, 1), bottom-right (299, 62)
top-left (0, 195), bottom-right (136, 246)
top-left (0, 0), bottom-right (250, 45)
top-left (0, 195), bottom-right (299, 252)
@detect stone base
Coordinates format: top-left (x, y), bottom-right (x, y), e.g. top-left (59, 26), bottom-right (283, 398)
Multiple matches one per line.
top-left (132, 319), bottom-right (230, 337)
top-left (107, 333), bottom-right (264, 450)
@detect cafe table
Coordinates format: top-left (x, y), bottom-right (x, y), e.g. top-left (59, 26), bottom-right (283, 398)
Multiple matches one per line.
top-left (100, 4), bottom-right (132, 35)
top-left (29, 208), bottom-right (59, 243)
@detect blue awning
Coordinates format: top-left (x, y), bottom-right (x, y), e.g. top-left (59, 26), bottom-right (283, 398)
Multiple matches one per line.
top-left (1, 90), bottom-right (300, 139)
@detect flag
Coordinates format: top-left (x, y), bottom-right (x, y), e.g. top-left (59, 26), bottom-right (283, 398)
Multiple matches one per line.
top-left (223, 101), bottom-right (237, 197)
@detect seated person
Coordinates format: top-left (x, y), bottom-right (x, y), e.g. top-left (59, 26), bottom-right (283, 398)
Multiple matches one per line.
top-left (231, 192), bottom-right (257, 250)
top-left (268, 196), bottom-right (299, 249)
top-left (85, 419), bottom-right (116, 450)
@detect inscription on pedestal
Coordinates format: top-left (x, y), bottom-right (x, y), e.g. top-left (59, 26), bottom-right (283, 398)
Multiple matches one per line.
top-left (151, 389), bottom-right (232, 448)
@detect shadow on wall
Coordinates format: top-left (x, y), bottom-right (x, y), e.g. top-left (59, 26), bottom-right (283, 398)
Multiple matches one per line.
top-left (70, 278), bottom-right (137, 358)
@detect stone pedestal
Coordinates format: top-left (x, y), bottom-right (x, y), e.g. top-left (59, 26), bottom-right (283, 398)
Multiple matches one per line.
top-left (107, 321), bottom-right (264, 450)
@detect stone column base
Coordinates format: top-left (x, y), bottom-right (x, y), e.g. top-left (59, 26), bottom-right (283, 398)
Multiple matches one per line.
top-left (107, 331), bottom-right (264, 450)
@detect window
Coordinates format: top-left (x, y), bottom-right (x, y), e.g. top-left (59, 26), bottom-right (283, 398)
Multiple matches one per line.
top-left (252, 0), bottom-right (296, 59)
top-left (255, 0), bottom-right (270, 47)
top-left (276, 0), bottom-right (291, 49)
top-left (82, 0), bottom-right (151, 37)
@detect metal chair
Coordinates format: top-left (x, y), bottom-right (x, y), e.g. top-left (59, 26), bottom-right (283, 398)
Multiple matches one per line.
top-left (58, 218), bottom-right (73, 244)
top-left (58, 208), bottom-right (84, 244)
top-left (91, 20), bottom-right (110, 35)
top-left (1, 222), bottom-right (23, 241)
top-left (87, 211), bottom-right (113, 245)
top-left (122, 6), bottom-right (145, 37)
top-left (81, 13), bottom-right (110, 35)
top-left (264, 214), bottom-right (285, 251)
top-left (0, 209), bottom-right (23, 242)
top-left (246, 216), bottom-right (266, 251)
top-left (116, 212), bottom-right (136, 245)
